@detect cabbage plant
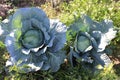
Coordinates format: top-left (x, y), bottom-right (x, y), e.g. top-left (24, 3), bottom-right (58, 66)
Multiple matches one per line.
top-left (0, 7), bottom-right (67, 73)
top-left (68, 15), bottom-right (116, 71)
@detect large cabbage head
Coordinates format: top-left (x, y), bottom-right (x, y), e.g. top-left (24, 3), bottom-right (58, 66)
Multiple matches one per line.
top-left (0, 7), bottom-right (67, 73)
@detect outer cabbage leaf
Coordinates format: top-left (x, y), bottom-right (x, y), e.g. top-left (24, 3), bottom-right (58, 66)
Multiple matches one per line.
top-left (48, 51), bottom-right (66, 72)
top-left (96, 20), bottom-right (117, 52)
top-left (48, 19), bottom-right (67, 52)
top-left (91, 51), bottom-right (112, 67)
top-left (69, 46), bottom-right (80, 67)
top-left (0, 18), bottom-right (12, 42)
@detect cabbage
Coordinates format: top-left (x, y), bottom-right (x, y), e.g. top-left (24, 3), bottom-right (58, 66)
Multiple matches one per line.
top-left (0, 7), bottom-right (67, 73)
top-left (68, 15), bottom-right (116, 71)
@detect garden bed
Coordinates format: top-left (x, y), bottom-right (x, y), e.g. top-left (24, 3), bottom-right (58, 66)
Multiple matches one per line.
top-left (0, 0), bottom-right (120, 80)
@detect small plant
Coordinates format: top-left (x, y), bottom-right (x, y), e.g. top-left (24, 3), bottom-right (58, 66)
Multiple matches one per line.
top-left (67, 14), bottom-right (116, 73)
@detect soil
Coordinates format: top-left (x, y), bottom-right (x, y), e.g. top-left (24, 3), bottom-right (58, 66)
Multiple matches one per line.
top-left (0, 0), bottom-right (71, 19)
top-left (0, 0), bottom-right (48, 19)
top-left (0, 4), bottom-right (12, 19)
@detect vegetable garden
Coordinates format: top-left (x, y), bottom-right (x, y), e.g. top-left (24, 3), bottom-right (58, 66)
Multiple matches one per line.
top-left (0, 0), bottom-right (120, 80)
